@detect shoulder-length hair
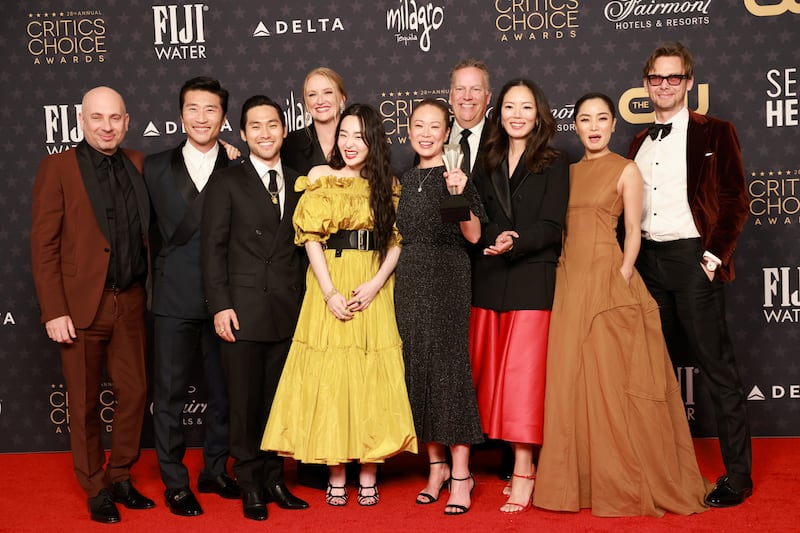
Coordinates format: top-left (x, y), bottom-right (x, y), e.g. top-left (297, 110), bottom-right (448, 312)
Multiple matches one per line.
top-left (480, 78), bottom-right (562, 175)
top-left (329, 103), bottom-right (395, 263)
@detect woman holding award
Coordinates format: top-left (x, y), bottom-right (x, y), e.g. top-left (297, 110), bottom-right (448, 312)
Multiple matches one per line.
top-left (395, 99), bottom-right (485, 515)
top-left (469, 79), bottom-right (569, 513)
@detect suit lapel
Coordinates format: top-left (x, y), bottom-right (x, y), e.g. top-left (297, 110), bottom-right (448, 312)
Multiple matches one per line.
top-left (120, 148), bottom-right (150, 233)
top-left (490, 158), bottom-right (514, 222)
top-left (171, 140), bottom-right (199, 207)
top-left (75, 142), bottom-right (112, 243)
top-left (685, 111), bottom-right (707, 205)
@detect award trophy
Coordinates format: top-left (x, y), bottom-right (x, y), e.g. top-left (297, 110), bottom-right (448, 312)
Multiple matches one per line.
top-left (440, 143), bottom-right (471, 222)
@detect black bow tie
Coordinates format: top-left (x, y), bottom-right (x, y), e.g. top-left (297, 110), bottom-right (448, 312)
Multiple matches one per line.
top-left (647, 123), bottom-right (672, 140)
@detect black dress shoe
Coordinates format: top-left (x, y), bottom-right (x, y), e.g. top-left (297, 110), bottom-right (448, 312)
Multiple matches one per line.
top-left (704, 475), bottom-right (753, 507)
top-left (165, 487), bottom-right (203, 516)
top-left (198, 473), bottom-right (241, 499)
top-left (111, 479), bottom-right (156, 509)
top-left (89, 489), bottom-right (121, 524)
top-left (242, 491), bottom-right (268, 521)
top-left (264, 482), bottom-right (309, 510)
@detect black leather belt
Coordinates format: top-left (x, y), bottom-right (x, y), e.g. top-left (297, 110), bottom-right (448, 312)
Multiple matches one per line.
top-left (326, 229), bottom-right (375, 251)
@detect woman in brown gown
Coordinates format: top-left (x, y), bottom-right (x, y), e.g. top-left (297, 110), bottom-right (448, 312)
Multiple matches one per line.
top-left (533, 93), bottom-right (708, 517)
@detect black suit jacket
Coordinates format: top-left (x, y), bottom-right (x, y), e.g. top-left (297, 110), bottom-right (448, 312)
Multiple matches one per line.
top-left (144, 141), bottom-right (233, 318)
top-left (201, 160), bottom-right (305, 342)
top-left (281, 123), bottom-right (326, 175)
top-left (471, 153), bottom-right (569, 311)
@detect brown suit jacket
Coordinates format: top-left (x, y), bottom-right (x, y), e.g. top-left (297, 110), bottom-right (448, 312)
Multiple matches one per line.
top-left (628, 110), bottom-right (749, 282)
top-left (31, 141), bottom-right (149, 328)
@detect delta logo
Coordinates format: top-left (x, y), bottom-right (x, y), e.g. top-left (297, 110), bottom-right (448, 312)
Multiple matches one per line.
top-left (252, 15), bottom-right (344, 38)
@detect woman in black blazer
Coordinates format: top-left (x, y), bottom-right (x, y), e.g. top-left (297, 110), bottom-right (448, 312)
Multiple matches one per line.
top-left (281, 67), bottom-right (348, 174)
top-left (469, 78), bottom-right (569, 514)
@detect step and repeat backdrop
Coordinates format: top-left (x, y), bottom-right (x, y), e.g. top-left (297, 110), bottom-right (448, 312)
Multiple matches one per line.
top-left (0, 0), bottom-right (797, 452)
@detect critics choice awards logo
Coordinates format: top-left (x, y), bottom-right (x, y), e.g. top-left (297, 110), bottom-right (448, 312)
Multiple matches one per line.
top-left (749, 170), bottom-right (800, 226)
top-left (49, 383), bottom-right (116, 435)
top-left (494, 0), bottom-right (579, 42)
top-left (152, 4), bottom-right (208, 60)
top-left (378, 88), bottom-right (449, 145)
top-left (26, 10), bottom-right (106, 65)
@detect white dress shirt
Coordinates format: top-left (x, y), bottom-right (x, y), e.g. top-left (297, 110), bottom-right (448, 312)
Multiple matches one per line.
top-left (635, 108), bottom-right (701, 242)
top-left (181, 142), bottom-right (219, 192)
top-left (450, 117), bottom-right (486, 173)
top-left (250, 156), bottom-right (286, 218)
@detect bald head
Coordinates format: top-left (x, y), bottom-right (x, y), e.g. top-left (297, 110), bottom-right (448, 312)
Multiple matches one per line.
top-left (80, 86), bottom-right (129, 155)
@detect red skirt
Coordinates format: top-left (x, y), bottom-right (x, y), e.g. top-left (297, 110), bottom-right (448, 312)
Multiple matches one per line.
top-left (469, 307), bottom-right (549, 444)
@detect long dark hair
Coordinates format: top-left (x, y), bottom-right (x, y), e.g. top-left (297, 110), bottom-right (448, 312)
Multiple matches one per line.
top-left (480, 78), bottom-right (561, 175)
top-left (329, 104), bottom-right (395, 263)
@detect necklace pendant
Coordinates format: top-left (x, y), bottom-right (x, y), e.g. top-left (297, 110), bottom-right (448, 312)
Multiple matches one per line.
top-left (417, 186), bottom-right (422, 192)
top-left (271, 196), bottom-right (278, 204)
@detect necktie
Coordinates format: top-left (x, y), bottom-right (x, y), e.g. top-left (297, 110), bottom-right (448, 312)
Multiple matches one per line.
top-left (267, 169), bottom-right (281, 219)
top-left (459, 129), bottom-right (472, 174)
top-left (647, 123), bottom-right (672, 140)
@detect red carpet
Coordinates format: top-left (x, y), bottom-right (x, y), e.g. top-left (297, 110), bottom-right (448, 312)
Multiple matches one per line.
top-left (0, 438), bottom-right (796, 532)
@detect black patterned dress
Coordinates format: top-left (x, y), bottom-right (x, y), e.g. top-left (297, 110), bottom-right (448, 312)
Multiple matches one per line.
top-left (395, 165), bottom-right (486, 446)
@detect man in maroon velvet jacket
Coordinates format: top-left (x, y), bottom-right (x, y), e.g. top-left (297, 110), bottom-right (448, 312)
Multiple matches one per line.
top-left (629, 43), bottom-right (751, 508)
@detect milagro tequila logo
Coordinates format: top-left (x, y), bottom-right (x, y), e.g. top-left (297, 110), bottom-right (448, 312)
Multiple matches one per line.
top-left (152, 4), bottom-right (208, 60)
top-left (43, 103), bottom-right (84, 154)
top-left (386, 0), bottom-right (444, 52)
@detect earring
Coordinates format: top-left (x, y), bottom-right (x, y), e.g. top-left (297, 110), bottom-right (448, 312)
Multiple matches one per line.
top-left (339, 102), bottom-right (345, 114)
top-left (304, 111), bottom-right (312, 124)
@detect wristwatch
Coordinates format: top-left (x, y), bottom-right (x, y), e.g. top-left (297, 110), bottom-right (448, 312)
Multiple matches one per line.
top-left (703, 257), bottom-right (718, 272)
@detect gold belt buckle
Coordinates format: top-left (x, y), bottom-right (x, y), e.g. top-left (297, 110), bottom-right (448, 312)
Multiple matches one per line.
top-left (357, 229), bottom-right (368, 250)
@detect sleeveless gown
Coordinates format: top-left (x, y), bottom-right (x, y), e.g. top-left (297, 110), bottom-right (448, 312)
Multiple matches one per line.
top-left (533, 153), bottom-right (708, 516)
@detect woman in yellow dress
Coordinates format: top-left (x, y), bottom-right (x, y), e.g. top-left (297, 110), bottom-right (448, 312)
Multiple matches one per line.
top-left (261, 103), bottom-right (417, 507)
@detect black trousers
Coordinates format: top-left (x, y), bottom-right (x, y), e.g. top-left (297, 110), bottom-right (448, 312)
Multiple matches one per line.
top-left (637, 237), bottom-right (752, 489)
top-left (221, 338), bottom-right (289, 494)
top-left (152, 315), bottom-right (230, 490)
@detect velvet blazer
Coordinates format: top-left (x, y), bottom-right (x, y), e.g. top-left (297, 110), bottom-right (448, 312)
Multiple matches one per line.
top-left (628, 110), bottom-right (749, 282)
top-left (30, 141), bottom-right (149, 328)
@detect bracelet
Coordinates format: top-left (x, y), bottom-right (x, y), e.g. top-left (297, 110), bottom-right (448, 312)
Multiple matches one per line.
top-left (323, 287), bottom-right (339, 302)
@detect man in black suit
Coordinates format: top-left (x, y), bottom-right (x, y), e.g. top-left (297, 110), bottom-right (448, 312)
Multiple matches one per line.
top-left (629, 43), bottom-right (751, 507)
top-left (144, 77), bottom-right (240, 517)
top-left (202, 95), bottom-right (309, 521)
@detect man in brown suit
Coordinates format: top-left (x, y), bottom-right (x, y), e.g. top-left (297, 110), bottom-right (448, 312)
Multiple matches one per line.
top-left (629, 43), bottom-right (752, 508)
top-left (30, 86), bottom-right (155, 523)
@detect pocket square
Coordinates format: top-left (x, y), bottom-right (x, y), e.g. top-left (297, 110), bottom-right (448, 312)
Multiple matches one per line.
top-left (705, 152), bottom-right (714, 157)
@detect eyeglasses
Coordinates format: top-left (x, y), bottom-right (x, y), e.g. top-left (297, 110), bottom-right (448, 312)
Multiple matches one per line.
top-left (646, 74), bottom-right (689, 86)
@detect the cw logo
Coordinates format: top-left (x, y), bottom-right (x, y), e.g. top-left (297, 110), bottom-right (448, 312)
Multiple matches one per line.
top-left (744, 0), bottom-right (800, 16)
top-left (618, 84), bottom-right (709, 125)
